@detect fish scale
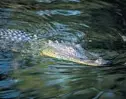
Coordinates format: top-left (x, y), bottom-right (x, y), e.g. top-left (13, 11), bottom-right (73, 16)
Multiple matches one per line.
top-left (0, 29), bottom-right (32, 42)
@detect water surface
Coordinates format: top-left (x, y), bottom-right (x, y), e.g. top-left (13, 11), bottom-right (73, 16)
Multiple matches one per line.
top-left (0, 0), bottom-right (126, 99)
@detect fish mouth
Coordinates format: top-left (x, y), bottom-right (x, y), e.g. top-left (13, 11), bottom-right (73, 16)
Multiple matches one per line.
top-left (93, 58), bottom-right (112, 66)
top-left (77, 57), bottom-right (112, 66)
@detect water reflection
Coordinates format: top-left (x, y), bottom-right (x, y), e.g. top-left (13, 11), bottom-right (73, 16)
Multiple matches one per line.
top-left (0, 0), bottom-right (126, 99)
top-left (37, 10), bottom-right (81, 16)
top-left (36, 0), bottom-right (80, 3)
top-left (11, 63), bottom-right (126, 99)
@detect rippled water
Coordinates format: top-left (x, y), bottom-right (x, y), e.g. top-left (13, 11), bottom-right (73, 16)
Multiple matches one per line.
top-left (0, 0), bottom-right (126, 99)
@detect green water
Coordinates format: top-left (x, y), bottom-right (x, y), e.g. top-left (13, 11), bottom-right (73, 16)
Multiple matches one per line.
top-left (0, 0), bottom-right (126, 99)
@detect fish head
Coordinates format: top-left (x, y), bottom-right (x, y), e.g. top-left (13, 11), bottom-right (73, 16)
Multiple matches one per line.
top-left (40, 40), bottom-right (111, 66)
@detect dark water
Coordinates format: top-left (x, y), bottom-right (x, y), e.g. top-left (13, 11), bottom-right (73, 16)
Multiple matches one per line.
top-left (0, 0), bottom-right (126, 99)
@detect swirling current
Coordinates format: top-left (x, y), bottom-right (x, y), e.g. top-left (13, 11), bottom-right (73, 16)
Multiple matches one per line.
top-left (0, 0), bottom-right (126, 99)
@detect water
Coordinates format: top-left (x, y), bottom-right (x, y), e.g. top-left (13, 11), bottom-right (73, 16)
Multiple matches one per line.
top-left (0, 0), bottom-right (126, 99)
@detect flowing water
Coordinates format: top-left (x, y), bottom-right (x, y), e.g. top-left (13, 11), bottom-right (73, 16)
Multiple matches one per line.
top-left (0, 0), bottom-right (126, 99)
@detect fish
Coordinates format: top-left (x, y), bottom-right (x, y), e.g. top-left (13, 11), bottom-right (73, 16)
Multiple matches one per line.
top-left (0, 28), bottom-right (111, 66)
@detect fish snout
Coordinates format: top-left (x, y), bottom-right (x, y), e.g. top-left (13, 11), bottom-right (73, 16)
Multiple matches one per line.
top-left (95, 57), bottom-right (112, 66)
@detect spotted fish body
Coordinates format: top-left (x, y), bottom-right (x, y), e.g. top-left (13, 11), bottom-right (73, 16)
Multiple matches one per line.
top-left (0, 29), bottom-right (37, 51)
top-left (0, 29), bottom-right (33, 42)
top-left (0, 28), bottom-right (110, 66)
